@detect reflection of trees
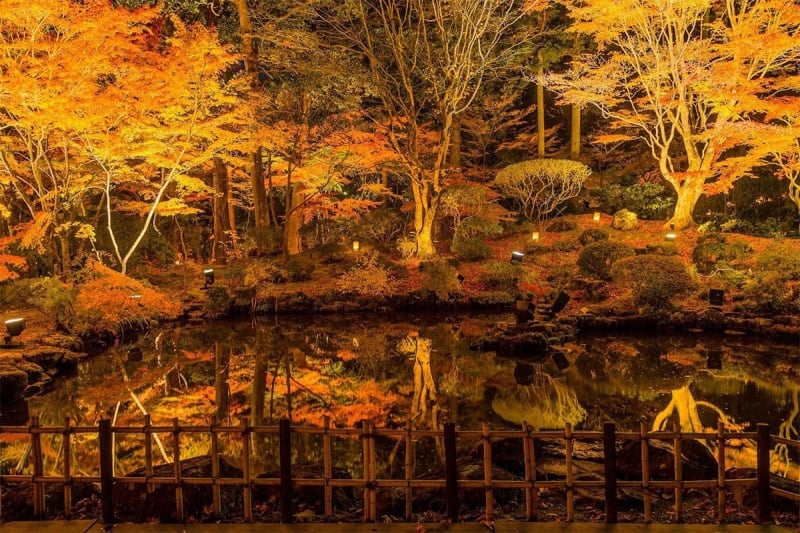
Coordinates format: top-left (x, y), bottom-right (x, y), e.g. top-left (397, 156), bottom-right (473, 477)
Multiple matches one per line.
top-left (492, 365), bottom-right (586, 430)
top-left (652, 385), bottom-right (800, 479)
top-left (776, 388), bottom-right (799, 474)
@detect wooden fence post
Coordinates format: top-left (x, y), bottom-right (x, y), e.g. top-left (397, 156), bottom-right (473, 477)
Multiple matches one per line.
top-left (603, 422), bottom-right (617, 523)
top-left (30, 416), bottom-right (43, 518)
top-left (99, 418), bottom-right (115, 530)
top-left (756, 423), bottom-right (771, 523)
top-left (443, 422), bottom-right (459, 523)
top-left (279, 418), bottom-right (292, 523)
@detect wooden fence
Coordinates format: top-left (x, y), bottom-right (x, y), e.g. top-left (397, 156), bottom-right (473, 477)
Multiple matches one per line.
top-left (1, 416), bottom-right (798, 526)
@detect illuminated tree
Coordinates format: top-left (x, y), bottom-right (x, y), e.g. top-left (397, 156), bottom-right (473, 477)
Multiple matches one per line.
top-left (0, 0), bottom-right (241, 275)
top-left (542, 0), bottom-right (800, 229)
top-left (329, 0), bottom-right (529, 258)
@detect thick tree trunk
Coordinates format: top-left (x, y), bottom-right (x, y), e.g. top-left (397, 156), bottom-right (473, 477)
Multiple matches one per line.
top-left (570, 104), bottom-right (581, 160)
top-left (415, 208), bottom-right (437, 259)
top-left (667, 177), bottom-right (705, 229)
top-left (212, 157), bottom-right (232, 262)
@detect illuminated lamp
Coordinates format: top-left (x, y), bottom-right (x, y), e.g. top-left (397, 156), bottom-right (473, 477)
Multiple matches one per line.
top-left (593, 211), bottom-right (601, 222)
top-left (203, 268), bottom-right (215, 289)
top-left (665, 223), bottom-right (677, 241)
top-left (4, 318), bottom-right (26, 346)
top-left (510, 251), bottom-right (524, 264)
top-left (129, 294), bottom-right (143, 300)
top-left (531, 231), bottom-right (540, 243)
top-left (352, 240), bottom-right (360, 252)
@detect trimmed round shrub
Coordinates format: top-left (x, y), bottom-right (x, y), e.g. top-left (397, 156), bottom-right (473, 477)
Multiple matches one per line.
top-left (548, 219), bottom-right (577, 232)
top-left (451, 216), bottom-right (502, 261)
top-left (645, 242), bottom-right (679, 256)
top-left (578, 228), bottom-right (609, 246)
top-left (577, 241), bottom-right (635, 280)
top-left (611, 255), bottom-right (697, 308)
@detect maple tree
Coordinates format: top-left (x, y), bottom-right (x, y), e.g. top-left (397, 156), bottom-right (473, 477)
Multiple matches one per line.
top-left (328, 0), bottom-right (530, 258)
top-left (0, 0), bottom-right (242, 275)
top-left (542, 0), bottom-right (800, 229)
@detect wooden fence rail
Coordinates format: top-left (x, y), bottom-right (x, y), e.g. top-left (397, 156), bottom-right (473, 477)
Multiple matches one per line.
top-left (1, 416), bottom-right (798, 528)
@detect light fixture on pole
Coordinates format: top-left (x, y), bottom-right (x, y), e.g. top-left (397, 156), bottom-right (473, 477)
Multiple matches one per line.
top-left (531, 231), bottom-right (540, 243)
top-left (352, 240), bottom-right (360, 252)
top-left (593, 212), bottom-right (601, 222)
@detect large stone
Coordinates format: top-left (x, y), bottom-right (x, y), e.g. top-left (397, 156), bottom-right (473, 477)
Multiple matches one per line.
top-left (0, 363), bottom-right (29, 402)
top-left (612, 208), bottom-right (639, 230)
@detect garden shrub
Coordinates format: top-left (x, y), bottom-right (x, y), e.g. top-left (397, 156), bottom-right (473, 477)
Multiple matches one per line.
top-left (451, 236), bottom-right (493, 261)
top-left (478, 261), bottom-right (521, 292)
top-left (692, 233), bottom-right (752, 274)
top-left (598, 182), bottom-right (675, 220)
top-left (454, 216), bottom-right (504, 239)
top-left (577, 241), bottom-right (635, 280)
top-left (421, 260), bottom-right (463, 300)
top-left (28, 277), bottom-right (77, 331)
top-left (205, 285), bottom-right (233, 317)
top-left (611, 255), bottom-right (697, 308)
top-left (492, 159), bottom-right (590, 222)
top-left (740, 272), bottom-right (800, 315)
top-left (578, 228), bottom-right (609, 246)
top-left (756, 242), bottom-right (800, 280)
top-left (358, 208), bottom-right (405, 244)
top-left (336, 251), bottom-right (396, 296)
top-left (396, 237), bottom-right (417, 259)
top-left (286, 255), bottom-right (316, 282)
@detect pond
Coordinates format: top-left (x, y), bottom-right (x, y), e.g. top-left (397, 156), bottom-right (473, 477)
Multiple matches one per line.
top-left (4, 311), bottom-right (800, 484)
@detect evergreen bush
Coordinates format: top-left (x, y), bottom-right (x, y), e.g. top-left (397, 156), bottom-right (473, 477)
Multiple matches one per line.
top-left (421, 260), bottom-right (463, 300)
top-left (578, 228), bottom-right (609, 246)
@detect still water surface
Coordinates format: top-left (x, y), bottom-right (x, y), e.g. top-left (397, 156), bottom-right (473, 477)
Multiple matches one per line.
top-left (21, 311), bottom-right (799, 437)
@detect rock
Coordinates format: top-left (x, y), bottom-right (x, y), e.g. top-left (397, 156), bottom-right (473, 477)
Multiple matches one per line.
top-left (0, 364), bottom-right (29, 402)
top-left (612, 209), bottom-right (639, 230)
top-left (37, 334), bottom-right (84, 351)
top-left (697, 308), bottom-right (726, 332)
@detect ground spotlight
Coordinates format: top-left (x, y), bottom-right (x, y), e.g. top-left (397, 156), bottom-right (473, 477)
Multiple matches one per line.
top-left (665, 222), bottom-right (677, 241)
top-left (510, 251), bottom-right (524, 264)
top-left (4, 318), bottom-right (26, 346)
top-left (552, 350), bottom-right (570, 371)
top-left (203, 268), bottom-right (215, 289)
top-left (549, 291), bottom-right (571, 315)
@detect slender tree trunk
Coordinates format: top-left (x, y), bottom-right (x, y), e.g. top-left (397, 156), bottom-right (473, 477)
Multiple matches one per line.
top-left (448, 113), bottom-right (462, 168)
top-left (57, 233), bottom-right (71, 281)
top-left (570, 104), bottom-right (581, 160)
top-left (537, 51), bottom-right (546, 159)
top-left (234, 0), bottom-right (269, 246)
top-left (284, 183), bottom-right (304, 257)
top-left (212, 157), bottom-right (232, 263)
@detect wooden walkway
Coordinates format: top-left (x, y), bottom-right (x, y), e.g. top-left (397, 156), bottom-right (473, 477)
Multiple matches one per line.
top-left (1, 521), bottom-right (798, 533)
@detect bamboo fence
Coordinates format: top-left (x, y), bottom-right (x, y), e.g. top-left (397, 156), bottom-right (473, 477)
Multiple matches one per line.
top-left (0, 416), bottom-right (798, 526)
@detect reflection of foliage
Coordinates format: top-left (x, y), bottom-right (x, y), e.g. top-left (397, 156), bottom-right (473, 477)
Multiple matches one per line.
top-left (492, 369), bottom-right (586, 430)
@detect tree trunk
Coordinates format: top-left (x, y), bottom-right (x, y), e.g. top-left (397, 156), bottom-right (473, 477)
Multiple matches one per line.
top-left (284, 183), bottom-right (304, 257)
top-left (57, 233), bottom-right (72, 280)
top-left (537, 52), bottom-right (546, 159)
top-left (415, 207), bottom-right (437, 259)
top-left (448, 113), bottom-right (462, 168)
top-left (570, 104), bottom-right (581, 160)
top-left (667, 177), bottom-right (705, 229)
top-left (234, 0), bottom-right (269, 247)
top-left (212, 157), bottom-right (232, 263)
top-left (251, 149), bottom-right (269, 236)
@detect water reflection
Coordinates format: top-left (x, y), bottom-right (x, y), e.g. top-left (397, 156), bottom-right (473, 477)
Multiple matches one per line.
top-left (7, 313), bottom-right (798, 479)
